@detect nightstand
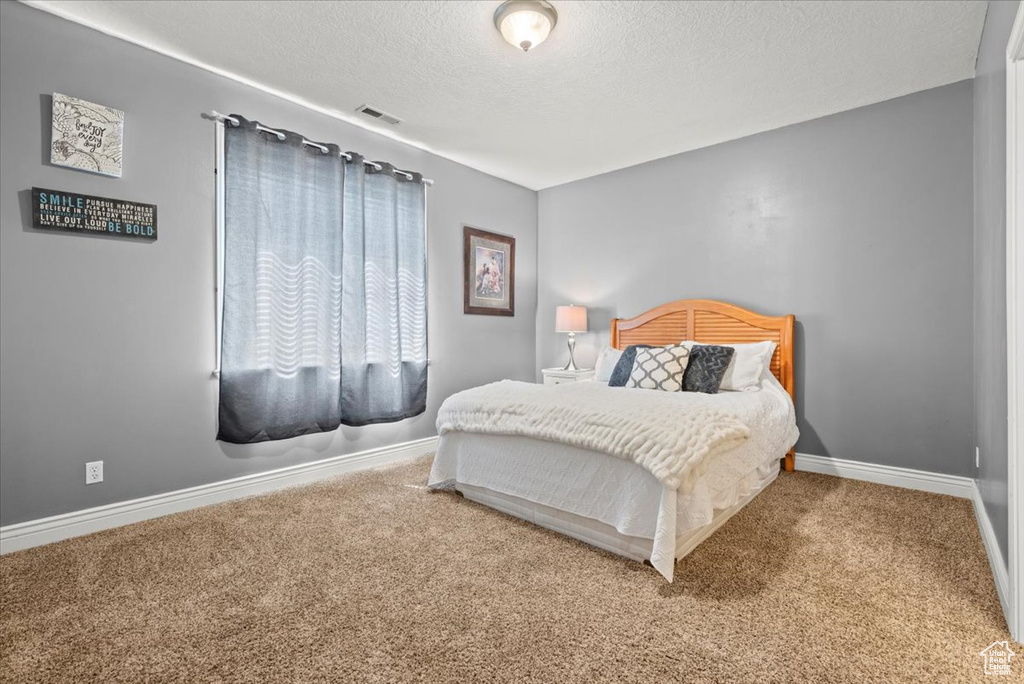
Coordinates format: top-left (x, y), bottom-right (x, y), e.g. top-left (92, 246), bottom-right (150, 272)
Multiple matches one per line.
top-left (542, 368), bottom-right (595, 386)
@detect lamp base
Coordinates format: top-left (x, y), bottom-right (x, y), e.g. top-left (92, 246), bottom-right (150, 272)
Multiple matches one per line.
top-left (562, 333), bottom-right (579, 371)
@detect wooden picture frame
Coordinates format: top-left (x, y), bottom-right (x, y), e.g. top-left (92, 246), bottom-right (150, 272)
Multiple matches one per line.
top-left (464, 226), bottom-right (515, 316)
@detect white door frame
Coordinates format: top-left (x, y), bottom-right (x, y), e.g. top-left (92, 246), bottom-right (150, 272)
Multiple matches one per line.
top-left (1007, 1), bottom-right (1024, 645)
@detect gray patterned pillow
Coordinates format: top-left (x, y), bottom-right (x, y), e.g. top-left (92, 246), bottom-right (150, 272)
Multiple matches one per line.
top-left (682, 344), bottom-right (735, 394)
top-left (625, 345), bottom-right (690, 392)
top-left (608, 345), bottom-right (651, 387)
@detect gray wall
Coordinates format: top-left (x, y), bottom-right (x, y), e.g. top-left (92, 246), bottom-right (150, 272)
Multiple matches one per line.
top-left (974, 0), bottom-right (1020, 565)
top-left (538, 80), bottom-right (975, 476)
top-left (0, 2), bottom-right (537, 526)
top-left (0, 0), bottom-right (1002, 530)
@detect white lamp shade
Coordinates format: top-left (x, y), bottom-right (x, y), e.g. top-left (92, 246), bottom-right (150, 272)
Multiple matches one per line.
top-left (555, 305), bottom-right (587, 333)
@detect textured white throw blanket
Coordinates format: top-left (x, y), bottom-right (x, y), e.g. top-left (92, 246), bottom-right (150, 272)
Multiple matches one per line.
top-left (436, 381), bottom-right (750, 492)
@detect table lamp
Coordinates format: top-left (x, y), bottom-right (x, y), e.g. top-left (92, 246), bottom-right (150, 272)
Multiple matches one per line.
top-left (555, 305), bottom-right (588, 371)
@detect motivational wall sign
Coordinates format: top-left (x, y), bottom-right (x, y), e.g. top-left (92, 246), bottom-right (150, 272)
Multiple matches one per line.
top-left (32, 187), bottom-right (157, 241)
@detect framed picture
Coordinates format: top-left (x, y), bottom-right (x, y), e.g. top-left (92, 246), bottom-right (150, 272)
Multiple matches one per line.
top-left (50, 93), bottom-right (124, 177)
top-left (464, 225), bottom-right (515, 316)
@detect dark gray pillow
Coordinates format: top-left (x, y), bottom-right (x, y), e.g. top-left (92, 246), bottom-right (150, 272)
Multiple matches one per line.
top-left (682, 345), bottom-right (735, 393)
top-left (608, 345), bottom-right (652, 387)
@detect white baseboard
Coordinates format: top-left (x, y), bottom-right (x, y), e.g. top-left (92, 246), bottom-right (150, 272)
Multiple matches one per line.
top-left (795, 452), bottom-right (973, 499)
top-left (971, 481), bottom-right (1013, 634)
top-left (0, 436), bottom-right (438, 555)
top-left (796, 453), bottom-right (1012, 634)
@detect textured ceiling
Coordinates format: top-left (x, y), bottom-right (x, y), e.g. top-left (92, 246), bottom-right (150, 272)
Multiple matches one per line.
top-left (24, 1), bottom-right (987, 189)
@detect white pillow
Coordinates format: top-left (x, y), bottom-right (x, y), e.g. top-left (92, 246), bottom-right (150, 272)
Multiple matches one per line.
top-left (683, 340), bottom-right (776, 392)
top-left (625, 345), bottom-right (690, 392)
top-left (594, 346), bottom-right (623, 383)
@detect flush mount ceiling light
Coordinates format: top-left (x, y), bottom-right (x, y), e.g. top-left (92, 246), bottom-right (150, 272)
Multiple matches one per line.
top-left (493, 0), bottom-right (558, 52)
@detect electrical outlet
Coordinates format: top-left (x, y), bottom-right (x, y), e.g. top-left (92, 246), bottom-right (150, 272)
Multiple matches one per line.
top-left (85, 460), bottom-right (103, 484)
top-left (976, 446), bottom-right (981, 469)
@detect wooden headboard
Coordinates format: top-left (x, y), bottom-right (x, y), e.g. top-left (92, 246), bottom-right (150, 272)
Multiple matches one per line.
top-left (611, 299), bottom-right (796, 471)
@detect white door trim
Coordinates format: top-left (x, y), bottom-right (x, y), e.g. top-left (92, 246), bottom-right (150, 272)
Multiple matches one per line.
top-left (1006, 1), bottom-right (1024, 643)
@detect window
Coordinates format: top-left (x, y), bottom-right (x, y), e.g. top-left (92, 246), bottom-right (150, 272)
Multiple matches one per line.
top-left (215, 115), bottom-right (427, 443)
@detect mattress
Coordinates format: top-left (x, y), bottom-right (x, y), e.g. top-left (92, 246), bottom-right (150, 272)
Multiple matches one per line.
top-left (428, 371), bottom-right (798, 580)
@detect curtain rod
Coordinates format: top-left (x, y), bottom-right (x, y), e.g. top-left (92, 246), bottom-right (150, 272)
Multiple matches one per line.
top-left (206, 110), bottom-right (434, 186)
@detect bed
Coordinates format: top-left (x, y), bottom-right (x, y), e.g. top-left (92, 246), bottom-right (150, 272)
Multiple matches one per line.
top-left (428, 299), bottom-right (798, 581)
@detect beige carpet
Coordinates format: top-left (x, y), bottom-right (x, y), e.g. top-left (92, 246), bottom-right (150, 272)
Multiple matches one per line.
top-left (0, 456), bottom-right (1013, 683)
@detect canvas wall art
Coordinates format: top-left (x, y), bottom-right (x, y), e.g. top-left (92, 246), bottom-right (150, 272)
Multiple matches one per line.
top-left (464, 226), bottom-right (515, 316)
top-left (50, 93), bottom-right (124, 177)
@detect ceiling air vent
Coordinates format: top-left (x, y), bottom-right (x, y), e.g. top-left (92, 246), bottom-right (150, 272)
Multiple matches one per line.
top-left (355, 105), bottom-right (401, 125)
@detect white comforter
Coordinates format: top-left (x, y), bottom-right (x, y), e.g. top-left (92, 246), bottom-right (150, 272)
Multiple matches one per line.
top-left (436, 380), bottom-right (750, 493)
top-left (430, 373), bottom-right (799, 582)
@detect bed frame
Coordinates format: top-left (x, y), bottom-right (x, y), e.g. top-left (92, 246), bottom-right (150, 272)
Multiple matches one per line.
top-left (611, 299), bottom-right (797, 471)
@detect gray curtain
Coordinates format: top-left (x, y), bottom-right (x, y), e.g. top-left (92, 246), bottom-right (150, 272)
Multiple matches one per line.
top-left (218, 116), bottom-right (427, 444)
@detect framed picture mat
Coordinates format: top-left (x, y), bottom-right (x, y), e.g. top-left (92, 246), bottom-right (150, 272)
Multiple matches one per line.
top-left (463, 225), bottom-right (515, 316)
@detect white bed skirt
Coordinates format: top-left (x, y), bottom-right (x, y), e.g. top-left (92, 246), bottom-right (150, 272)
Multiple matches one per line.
top-left (459, 465), bottom-right (778, 564)
top-left (429, 432), bottom-right (783, 581)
